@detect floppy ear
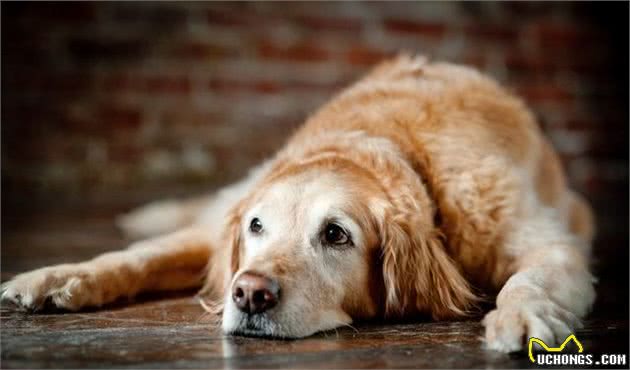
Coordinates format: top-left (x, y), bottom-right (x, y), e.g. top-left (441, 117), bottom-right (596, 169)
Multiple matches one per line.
top-left (227, 208), bottom-right (243, 275)
top-left (198, 202), bottom-right (244, 300)
top-left (379, 179), bottom-right (478, 320)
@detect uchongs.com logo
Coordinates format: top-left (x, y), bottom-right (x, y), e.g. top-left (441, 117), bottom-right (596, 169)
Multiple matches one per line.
top-left (528, 334), bottom-right (627, 367)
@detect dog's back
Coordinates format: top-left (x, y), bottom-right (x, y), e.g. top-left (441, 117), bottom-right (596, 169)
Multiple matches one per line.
top-left (288, 54), bottom-right (594, 290)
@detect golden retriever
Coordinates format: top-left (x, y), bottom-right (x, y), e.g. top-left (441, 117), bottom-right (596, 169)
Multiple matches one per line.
top-left (1, 55), bottom-right (595, 352)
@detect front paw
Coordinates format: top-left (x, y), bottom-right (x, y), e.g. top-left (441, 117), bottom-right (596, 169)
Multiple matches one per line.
top-left (1, 265), bottom-right (96, 312)
top-left (482, 299), bottom-right (582, 353)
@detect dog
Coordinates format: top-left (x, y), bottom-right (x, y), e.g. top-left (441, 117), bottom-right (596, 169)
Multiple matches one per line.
top-left (1, 55), bottom-right (595, 352)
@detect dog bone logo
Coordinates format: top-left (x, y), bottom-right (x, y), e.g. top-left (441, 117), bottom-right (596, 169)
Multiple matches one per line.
top-left (528, 334), bottom-right (584, 363)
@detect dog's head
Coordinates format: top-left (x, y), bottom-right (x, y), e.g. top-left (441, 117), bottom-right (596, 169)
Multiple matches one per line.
top-left (211, 137), bottom-right (477, 338)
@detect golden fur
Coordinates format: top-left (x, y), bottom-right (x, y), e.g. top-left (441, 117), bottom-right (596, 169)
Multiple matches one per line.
top-left (2, 55), bottom-right (595, 352)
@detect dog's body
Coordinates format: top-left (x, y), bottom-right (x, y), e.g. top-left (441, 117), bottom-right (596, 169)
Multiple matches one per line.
top-left (2, 56), bottom-right (595, 352)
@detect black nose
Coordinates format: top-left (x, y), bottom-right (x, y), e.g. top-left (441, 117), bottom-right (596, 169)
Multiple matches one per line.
top-left (232, 272), bottom-right (280, 314)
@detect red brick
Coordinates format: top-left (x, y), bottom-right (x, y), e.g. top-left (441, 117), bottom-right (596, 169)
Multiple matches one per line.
top-left (208, 78), bottom-right (333, 94)
top-left (158, 109), bottom-right (225, 127)
top-left (208, 78), bottom-right (282, 94)
top-left (207, 8), bottom-right (257, 26)
top-left (47, 140), bottom-right (88, 162)
top-left (560, 57), bottom-right (610, 74)
top-left (502, 2), bottom-right (549, 16)
top-left (144, 76), bottom-right (191, 94)
top-left (9, 136), bottom-right (88, 163)
top-left (170, 42), bottom-right (232, 59)
top-left (59, 112), bottom-right (98, 133)
top-left (208, 78), bottom-right (250, 92)
top-left (295, 15), bottom-right (362, 32)
top-left (535, 22), bottom-right (599, 49)
top-left (346, 46), bottom-right (394, 66)
top-left (287, 80), bottom-right (341, 91)
top-left (102, 73), bottom-right (133, 92)
top-left (254, 81), bottom-right (282, 94)
top-left (464, 24), bottom-right (518, 41)
top-left (515, 84), bottom-right (573, 103)
top-left (384, 19), bottom-right (445, 37)
top-left (112, 5), bottom-right (186, 26)
top-left (103, 75), bottom-right (191, 94)
top-left (462, 53), bottom-right (487, 69)
top-left (107, 144), bottom-right (143, 162)
top-left (98, 106), bottom-right (142, 129)
top-left (258, 40), bottom-right (329, 62)
top-left (504, 51), bottom-right (556, 72)
top-left (2, 2), bottom-right (626, 201)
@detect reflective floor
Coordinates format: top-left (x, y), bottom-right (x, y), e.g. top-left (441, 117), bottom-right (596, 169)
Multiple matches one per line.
top-left (2, 194), bottom-right (628, 369)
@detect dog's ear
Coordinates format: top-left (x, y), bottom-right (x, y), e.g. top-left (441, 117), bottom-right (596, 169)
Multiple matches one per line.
top-left (226, 207), bottom-right (243, 275)
top-left (198, 201), bottom-right (244, 300)
top-left (379, 178), bottom-right (478, 320)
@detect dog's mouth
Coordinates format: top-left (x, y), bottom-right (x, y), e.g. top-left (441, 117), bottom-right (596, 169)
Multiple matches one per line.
top-left (229, 328), bottom-right (293, 340)
top-left (228, 313), bottom-right (293, 339)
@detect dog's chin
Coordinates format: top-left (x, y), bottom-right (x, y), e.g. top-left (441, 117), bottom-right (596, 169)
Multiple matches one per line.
top-left (222, 309), bottom-right (323, 339)
top-left (226, 314), bottom-right (291, 339)
top-left (228, 327), bottom-right (295, 340)
top-left (222, 302), bottom-right (352, 339)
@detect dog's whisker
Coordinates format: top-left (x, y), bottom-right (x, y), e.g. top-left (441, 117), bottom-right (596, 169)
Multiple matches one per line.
top-left (342, 322), bottom-right (360, 334)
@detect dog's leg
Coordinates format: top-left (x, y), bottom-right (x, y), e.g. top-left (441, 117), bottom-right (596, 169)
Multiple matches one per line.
top-left (483, 212), bottom-right (595, 352)
top-left (2, 162), bottom-right (270, 312)
top-left (1, 227), bottom-right (216, 311)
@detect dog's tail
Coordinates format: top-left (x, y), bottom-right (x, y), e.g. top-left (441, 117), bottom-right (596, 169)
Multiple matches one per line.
top-left (116, 196), bottom-right (209, 239)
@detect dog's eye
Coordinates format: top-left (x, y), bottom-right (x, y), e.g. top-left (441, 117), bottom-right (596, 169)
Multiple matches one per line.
top-left (322, 223), bottom-right (350, 246)
top-left (249, 218), bottom-right (263, 233)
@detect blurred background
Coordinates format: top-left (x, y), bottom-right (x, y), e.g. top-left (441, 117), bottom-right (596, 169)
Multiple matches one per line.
top-left (2, 2), bottom-right (628, 315)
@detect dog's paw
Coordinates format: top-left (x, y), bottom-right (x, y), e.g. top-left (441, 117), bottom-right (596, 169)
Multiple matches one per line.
top-left (482, 299), bottom-right (582, 353)
top-left (1, 266), bottom-right (96, 312)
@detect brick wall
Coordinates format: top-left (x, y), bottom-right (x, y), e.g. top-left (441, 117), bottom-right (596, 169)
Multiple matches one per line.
top-left (2, 3), bottom-right (627, 238)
